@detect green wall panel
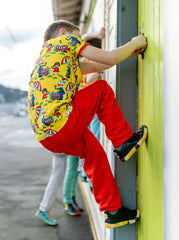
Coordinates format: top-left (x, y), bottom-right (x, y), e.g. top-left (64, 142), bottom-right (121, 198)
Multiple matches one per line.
top-left (137, 0), bottom-right (163, 240)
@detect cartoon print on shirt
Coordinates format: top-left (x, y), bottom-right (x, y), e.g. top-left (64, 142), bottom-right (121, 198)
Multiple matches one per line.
top-left (75, 75), bottom-right (80, 90)
top-left (29, 87), bottom-right (35, 107)
top-left (65, 82), bottom-right (74, 99)
top-left (38, 62), bottom-right (51, 78)
top-left (41, 108), bottom-right (54, 126)
top-left (66, 65), bottom-right (71, 78)
top-left (61, 56), bottom-right (70, 65)
top-left (42, 42), bottom-right (48, 48)
top-left (72, 60), bottom-right (77, 73)
top-left (54, 45), bottom-right (70, 52)
top-left (28, 35), bottom-right (88, 141)
top-left (65, 104), bottom-right (71, 117)
top-left (47, 43), bottom-right (53, 53)
top-left (35, 106), bottom-right (41, 119)
top-left (35, 119), bottom-right (39, 130)
top-left (49, 81), bottom-right (65, 101)
top-left (54, 108), bottom-right (62, 120)
top-left (32, 125), bottom-right (36, 132)
top-left (42, 88), bottom-right (49, 102)
top-left (51, 81), bottom-right (65, 100)
top-left (44, 129), bottom-right (57, 138)
top-left (41, 109), bottom-right (46, 117)
top-left (51, 62), bottom-right (60, 75)
top-left (35, 58), bottom-right (44, 68)
top-left (67, 36), bottom-right (81, 46)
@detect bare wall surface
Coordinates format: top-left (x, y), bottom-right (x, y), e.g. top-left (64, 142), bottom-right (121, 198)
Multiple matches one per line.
top-left (138, 0), bottom-right (163, 239)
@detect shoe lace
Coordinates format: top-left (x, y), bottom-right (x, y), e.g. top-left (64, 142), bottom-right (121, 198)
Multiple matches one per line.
top-left (47, 212), bottom-right (53, 220)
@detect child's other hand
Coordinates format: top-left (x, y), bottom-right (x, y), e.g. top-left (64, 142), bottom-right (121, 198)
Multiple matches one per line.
top-left (98, 27), bottom-right (105, 39)
top-left (131, 35), bottom-right (147, 50)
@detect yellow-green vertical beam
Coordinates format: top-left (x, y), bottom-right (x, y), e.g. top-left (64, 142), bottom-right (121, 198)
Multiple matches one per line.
top-left (137, 0), bottom-right (163, 240)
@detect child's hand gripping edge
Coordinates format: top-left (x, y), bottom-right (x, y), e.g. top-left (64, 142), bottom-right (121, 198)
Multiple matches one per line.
top-left (129, 34), bottom-right (147, 58)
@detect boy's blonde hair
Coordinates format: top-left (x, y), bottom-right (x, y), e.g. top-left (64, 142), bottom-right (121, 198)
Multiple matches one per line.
top-left (44, 20), bottom-right (80, 42)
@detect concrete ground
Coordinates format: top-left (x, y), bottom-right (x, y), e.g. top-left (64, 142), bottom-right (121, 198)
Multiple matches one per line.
top-left (0, 115), bottom-right (93, 240)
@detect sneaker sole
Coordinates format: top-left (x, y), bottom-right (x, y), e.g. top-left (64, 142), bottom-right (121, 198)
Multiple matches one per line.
top-left (63, 210), bottom-right (81, 216)
top-left (35, 213), bottom-right (58, 226)
top-left (115, 125), bottom-right (148, 162)
top-left (105, 209), bottom-right (140, 228)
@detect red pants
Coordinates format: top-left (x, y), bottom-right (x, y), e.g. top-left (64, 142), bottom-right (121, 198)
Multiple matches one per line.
top-left (41, 80), bottom-right (133, 211)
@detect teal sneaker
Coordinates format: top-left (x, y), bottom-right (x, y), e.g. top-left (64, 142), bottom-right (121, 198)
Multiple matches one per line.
top-left (64, 204), bottom-right (81, 216)
top-left (104, 206), bottom-right (140, 228)
top-left (35, 210), bottom-right (58, 226)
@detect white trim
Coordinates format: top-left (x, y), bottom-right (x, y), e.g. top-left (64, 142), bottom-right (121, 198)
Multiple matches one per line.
top-left (80, 181), bottom-right (105, 240)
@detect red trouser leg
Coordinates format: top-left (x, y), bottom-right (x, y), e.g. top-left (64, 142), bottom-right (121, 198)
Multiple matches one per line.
top-left (66, 128), bottom-right (122, 211)
top-left (41, 80), bottom-right (133, 211)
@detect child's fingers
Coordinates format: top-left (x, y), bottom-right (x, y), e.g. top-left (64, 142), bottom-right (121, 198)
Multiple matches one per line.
top-left (139, 47), bottom-right (146, 53)
top-left (132, 35), bottom-right (147, 49)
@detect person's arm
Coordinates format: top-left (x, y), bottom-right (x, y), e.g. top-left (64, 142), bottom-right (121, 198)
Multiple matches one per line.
top-left (80, 35), bottom-right (147, 66)
top-left (80, 61), bottom-right (112, 75)
top-left (82, 27), bottom-right (105, 41)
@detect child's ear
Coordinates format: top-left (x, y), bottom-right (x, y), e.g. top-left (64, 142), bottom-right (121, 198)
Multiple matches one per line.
top-left (59, 28), bottom-right (66, 35)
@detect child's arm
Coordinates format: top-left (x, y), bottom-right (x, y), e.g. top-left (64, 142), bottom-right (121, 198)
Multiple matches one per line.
top-left (80, 35), bottom-right (147, 66)
top-left (80, 45), bottom-right (145, 75)
top-left (80, 61), bottom-right (112, 75)
top-left (82, 27), bottom-right (105, 41)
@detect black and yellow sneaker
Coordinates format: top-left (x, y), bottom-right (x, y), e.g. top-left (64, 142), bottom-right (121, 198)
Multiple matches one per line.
top-left (64, 204), bottom-right (81, 216)
top-left (114, 125), bottom-right (147, 162)
top-left (104, 206), bottom-right (140, 228)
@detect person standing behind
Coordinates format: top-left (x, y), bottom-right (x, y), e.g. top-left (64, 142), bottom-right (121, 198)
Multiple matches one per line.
top-left (63, 39), bottom-right (103, 214)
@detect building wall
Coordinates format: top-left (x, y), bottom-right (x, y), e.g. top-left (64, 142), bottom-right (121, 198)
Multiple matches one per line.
top-left (163, 1), bottom-right (179, 239)
top-left (82, 0), bottom-right (164, 239)
top-left (137, 0), bottom-right (163, 239)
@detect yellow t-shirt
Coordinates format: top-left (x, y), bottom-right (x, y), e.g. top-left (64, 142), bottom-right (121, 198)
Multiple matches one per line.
top-left (28, 35), bottom-right (89, 141)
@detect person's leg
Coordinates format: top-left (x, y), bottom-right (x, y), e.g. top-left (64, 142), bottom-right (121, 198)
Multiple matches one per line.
top-left (62, 129), bottom-right (122, 212)
top-left (63, 155), bottom-right (82, 216)
top-left (77, 158), bottom-right (85, 179)
top-left (41, 80), bottom-right (133, 153)
top-left (39, 153), bottom-right (67, 212)
top-left (40, 80), bottom-right (145, 211)
top-left (71, 80), bottom-right (133, 148)
top-left (90, 114), bottom-right (100, 141)
top-left (69, 158), bottom-right (84, 211)
top-left (40, 80), bottom-right (146, 227)
top-left (71, 80), bottom-right (147, 162)
top-left (63, 155), bottom-right (79, 204)
top-left (84, 114), bottom-right (100, 188)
